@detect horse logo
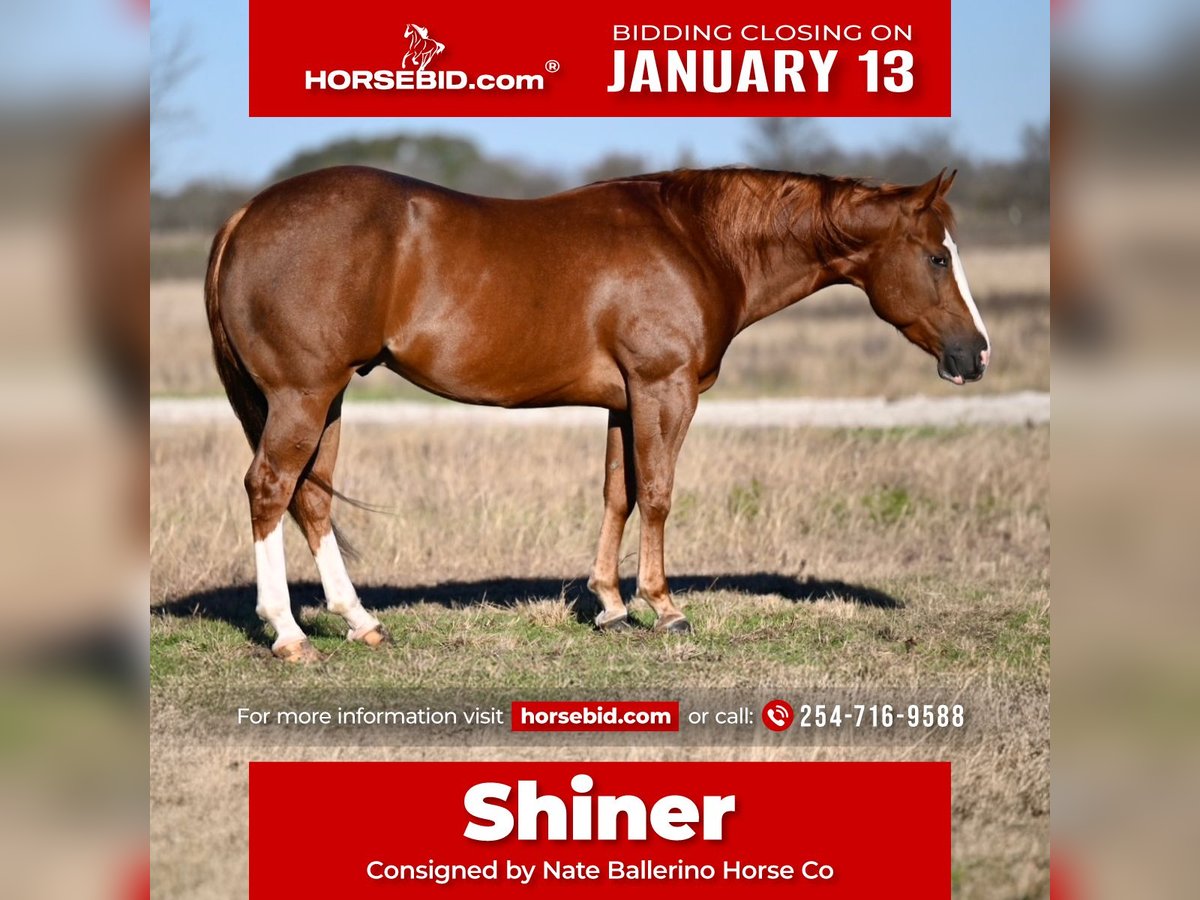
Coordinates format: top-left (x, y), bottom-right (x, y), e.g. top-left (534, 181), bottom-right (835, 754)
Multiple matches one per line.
top-left (402, 23), bottom-right (446, 72)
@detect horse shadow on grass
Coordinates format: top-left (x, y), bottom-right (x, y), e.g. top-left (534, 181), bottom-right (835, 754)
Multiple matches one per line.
top-left (156, 574), bottom-right (903, 647)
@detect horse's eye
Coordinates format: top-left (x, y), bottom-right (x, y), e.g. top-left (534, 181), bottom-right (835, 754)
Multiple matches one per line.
top-left (930, 254), bottom-right (948, 268)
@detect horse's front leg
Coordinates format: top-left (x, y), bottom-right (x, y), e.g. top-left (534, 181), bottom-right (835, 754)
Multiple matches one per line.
top-left (588, 411), bottom-right (637, 630)
top-left (628, 371), bottom-right (699, 633)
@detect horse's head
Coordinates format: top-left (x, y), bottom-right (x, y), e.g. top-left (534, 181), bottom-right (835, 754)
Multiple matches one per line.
top-left (858, 170), bottom-right (990, 385)
top-left (404, 23), bottom-right (426, 39)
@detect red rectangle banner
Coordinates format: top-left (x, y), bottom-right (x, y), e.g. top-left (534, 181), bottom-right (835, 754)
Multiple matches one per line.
top-left (249, 761), bottom-right (949, 898)
top-left (249, 0), bottom-right (951, 117)
top-left (511, 701), bottom-right (679, 732)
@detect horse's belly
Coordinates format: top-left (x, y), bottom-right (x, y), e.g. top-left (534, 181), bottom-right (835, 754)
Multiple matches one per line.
top-left (385, 334), bottom-right (626, 410)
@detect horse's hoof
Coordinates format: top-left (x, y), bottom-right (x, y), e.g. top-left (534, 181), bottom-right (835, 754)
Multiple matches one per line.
top-left (655, 615), bottom-right (692, 634)
top-left (350, 625), bottom-right (390, 648)
top-left (273, 638), bottom-right (323, 664)
top-left (595, 610), bottom-right (632, 632)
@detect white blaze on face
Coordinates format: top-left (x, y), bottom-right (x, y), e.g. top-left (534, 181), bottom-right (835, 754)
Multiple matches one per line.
top-left (943, 230), bottom-right (990, 367)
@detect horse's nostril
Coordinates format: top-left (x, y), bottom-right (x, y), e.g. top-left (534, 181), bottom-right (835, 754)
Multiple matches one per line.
top-left (940, 343), bottom-right (989, 384)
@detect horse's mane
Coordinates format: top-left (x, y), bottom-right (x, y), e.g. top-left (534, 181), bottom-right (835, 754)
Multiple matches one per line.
top-left (595, 167), bottom-right (955, 270)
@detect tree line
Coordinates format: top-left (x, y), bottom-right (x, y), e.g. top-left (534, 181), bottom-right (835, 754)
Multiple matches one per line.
top-left (151, 119), bottom-right (1048, 245)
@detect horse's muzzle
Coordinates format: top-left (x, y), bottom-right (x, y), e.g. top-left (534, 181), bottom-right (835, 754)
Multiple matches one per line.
top-left (938, 335), bottom-right (989, 385)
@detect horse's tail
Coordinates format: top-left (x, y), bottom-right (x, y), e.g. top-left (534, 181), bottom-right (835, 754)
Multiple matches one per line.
top-left (204, 205), bottom-right (265, 451)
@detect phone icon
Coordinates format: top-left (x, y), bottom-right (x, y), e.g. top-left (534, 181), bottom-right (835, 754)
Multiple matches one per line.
top-left (761, 699), bottom-right (794, 732)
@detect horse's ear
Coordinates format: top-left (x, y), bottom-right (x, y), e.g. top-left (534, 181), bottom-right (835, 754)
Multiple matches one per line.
top-left (940, 168), bottom-right (958, 197)
top-left (909, 168), bottom-right (949, 212)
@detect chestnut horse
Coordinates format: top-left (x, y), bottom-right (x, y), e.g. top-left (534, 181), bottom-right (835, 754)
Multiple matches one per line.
top-left (206, 165), bottom-right (989, 661)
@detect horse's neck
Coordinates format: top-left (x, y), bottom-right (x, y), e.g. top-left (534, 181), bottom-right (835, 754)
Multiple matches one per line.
top-left (736, 248), bottom-right (847, 331)
top-left (710, 175), bottom-right (864, 331)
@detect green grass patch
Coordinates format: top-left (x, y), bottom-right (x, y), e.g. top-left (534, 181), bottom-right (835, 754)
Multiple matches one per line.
top-left (863, 485), bottom-right (915, 525)
top-left (150, 573), bottom-right (1049, 703)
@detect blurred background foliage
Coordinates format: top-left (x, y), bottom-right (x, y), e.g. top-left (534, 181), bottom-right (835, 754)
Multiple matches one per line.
top-left (150, 117), bottom-right (1050, 278)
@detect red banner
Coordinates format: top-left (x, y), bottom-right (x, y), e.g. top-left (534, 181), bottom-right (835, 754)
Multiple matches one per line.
top-left (249, 0), bottom-right (951, 117)
top-left (250, 761), bottom-right (949, 898)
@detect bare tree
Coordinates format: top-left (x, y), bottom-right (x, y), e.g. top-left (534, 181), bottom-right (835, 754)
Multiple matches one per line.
top-left (581, 152), bottom-right (650, 183)
top-left (150, 13), bottom-right (197, 177)
top-left (743, 118), bottom-right (836, 171)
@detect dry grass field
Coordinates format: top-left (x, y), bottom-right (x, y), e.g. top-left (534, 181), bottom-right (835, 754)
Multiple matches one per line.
top-left (151, 420), bottom-right (1049, 899)
top-left (150, 241), bottom-right (1049, 899)
top-left (149, 245), bottom-right (1049, 401)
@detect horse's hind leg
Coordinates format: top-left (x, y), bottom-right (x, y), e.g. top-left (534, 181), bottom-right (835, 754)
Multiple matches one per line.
top-left (245, 390), bottom-right (331, 662)
top-left (588, 411), bottom-right (636, 630)
top-left (290, 403), bottom-right (386, 647)
top-left (628, 372), bottom-right (698, 633)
